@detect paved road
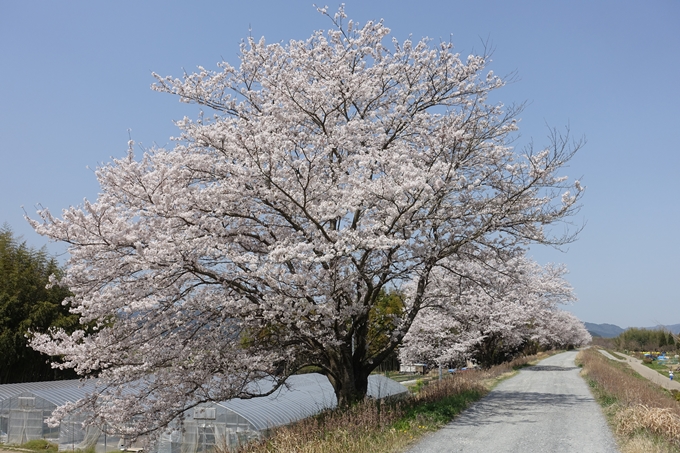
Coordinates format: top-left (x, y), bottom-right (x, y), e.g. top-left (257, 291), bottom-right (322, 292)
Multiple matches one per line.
top-left (406, 351), bottom-right (619, 453)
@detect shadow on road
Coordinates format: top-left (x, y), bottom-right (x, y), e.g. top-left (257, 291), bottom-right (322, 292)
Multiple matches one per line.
top-left (442, 390), bottom-right (593, 427)
top-left (525, 365), bottom-right (580, 372)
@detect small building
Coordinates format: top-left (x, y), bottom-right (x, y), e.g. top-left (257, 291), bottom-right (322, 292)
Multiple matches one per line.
top-left (399, 363), bottom-right (428, 374)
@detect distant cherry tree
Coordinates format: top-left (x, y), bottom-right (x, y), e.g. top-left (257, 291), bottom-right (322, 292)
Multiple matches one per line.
top-left (398, 254), bottom-right (588, 368)
top-left (30, 7), bottom-right (583, 437)
top-left (534, 309), bottom-right (592, 350)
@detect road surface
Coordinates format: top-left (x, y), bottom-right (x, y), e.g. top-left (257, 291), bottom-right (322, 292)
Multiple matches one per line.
top-left (406, 351), bottom-right (619, 453)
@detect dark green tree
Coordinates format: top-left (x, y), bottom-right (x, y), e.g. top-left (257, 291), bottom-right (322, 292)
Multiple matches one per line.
top-left (614, 327), bottom-right (679, 353)
top-left (0, 224), bottom-right (79, 383)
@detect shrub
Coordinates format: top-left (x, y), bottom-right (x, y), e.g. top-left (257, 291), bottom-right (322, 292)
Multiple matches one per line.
top-left (670, 390), bottom-right (680, 403)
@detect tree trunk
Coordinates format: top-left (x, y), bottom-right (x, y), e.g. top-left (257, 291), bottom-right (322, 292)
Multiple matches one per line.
top-left (325, 346), bottom-right (370, 407)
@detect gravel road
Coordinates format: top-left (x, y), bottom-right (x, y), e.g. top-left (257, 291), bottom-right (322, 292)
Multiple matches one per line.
top-left (405, 351), bottom-right (620, 453)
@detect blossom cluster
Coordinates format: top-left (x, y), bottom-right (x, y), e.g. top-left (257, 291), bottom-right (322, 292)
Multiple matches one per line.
top-left (29, 6), bottom-right (584, 437)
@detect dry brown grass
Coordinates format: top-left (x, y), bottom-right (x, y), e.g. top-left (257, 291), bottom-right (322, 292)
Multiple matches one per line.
top-left (236, 392), bottom-right (408, 453)
top-left (619, 433), bottom-right (678, 453)
top-left (580, 348), bottom-right (680, 412)
top-left (233, 374), bottom-right (484, 453)
top-left (578, 348), bottom-right (680, 452)
top-left (615, 405), bottom-right (680, 440)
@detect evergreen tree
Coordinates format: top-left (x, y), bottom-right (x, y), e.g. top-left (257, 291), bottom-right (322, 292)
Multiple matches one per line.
top-left (0, 224), bottom-right (78, 383)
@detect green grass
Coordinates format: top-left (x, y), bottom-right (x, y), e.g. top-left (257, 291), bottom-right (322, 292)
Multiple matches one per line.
top-left (393, 388), bottom-right (484, 430)
top-left (640, 359), bottom-right (676, 381)
top-left (296, 365), bottom-right (324, 374)
top-left (19, 440), bottom-right (58, 453)
top-left (379, 371), bottom-right (422, 383)
top-left (583, 372), bottom-right (619, 407)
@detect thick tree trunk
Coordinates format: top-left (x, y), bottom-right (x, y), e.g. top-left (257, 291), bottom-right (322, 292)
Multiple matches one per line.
top-left (327, 364), bottom-right (369, 407)
top-left (325, 344), bottom-right (371, 407)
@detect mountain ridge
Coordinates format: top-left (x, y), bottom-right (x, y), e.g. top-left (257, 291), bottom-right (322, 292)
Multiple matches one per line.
top-left (585, 322), bottom-right (680, 338)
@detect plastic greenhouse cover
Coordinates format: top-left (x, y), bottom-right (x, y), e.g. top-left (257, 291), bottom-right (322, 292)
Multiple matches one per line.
top-left (0, 380), bottom-right (94, 405)
top-left (205, 374), bottom-right (407, 432)
top-left (0, 374), bottom-right (407, 432)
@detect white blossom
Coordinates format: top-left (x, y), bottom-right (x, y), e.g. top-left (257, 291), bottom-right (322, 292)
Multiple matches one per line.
top-left (28, 6), bottom-right (583, 438)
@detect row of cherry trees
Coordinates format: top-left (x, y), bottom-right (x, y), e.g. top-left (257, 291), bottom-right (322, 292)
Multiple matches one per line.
top-left (399, 255), bottom-right (591, 369)
top-left (29, 7), bottom-right (586, 440)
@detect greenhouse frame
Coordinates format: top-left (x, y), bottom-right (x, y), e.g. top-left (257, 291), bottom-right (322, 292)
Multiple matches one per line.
top-left (0, 374), bottom-right (407, 452)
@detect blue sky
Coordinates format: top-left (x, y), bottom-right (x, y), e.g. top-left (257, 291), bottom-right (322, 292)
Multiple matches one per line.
top-left (1, 1), bottom-right (678, 328)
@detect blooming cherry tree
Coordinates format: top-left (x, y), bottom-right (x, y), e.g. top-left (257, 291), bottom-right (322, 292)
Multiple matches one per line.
top-left (29, 7), bottom-right (583, 436)
top-left (399, 254), bottom-right (588, 368)
top-left (533, 309), bottom-right (592, 350)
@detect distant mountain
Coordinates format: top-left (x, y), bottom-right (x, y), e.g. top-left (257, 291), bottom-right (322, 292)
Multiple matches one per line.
top-left (651, 324), bottom-right (680, 335)
top-left (584, 322), bottom-right (625, 338)
top-left (584, 322), bottom-right (680, 338)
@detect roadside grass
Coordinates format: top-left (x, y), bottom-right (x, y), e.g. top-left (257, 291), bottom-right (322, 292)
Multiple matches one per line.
top-left (20, 441), bottom-right (58, 453)
top-left (577, 348), bottom-right (680, 453)
top-left (233, 374), bottom-right (485, 453)
top-left (234, 353), bottom-right (549, 453)
top-left (0, 440), bottom-right (59, 453)
top-left (382, 372), bottom-right (420, 383)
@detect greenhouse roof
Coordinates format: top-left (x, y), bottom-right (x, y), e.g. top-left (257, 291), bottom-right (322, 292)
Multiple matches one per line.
top-left (0, 373), bottom-right (407, 430)
top-left (210, 373), bottom-right (408, 431)
top-left (0, 379), bottom-right (94, 404)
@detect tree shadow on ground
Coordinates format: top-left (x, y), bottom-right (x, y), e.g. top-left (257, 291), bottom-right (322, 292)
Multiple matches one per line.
top-left (442, 389), bottom-right (593, 427)
top-left (525, 365), bottom-right (580, 372)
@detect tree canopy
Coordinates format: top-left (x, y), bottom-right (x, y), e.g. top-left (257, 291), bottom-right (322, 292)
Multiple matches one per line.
top-left (399, 255), bottom-right (590, 369)
top-left (30, 7), bottom-right (584, 438)
top-left (614, 328), bottom-right (677, 352)
top-left (0, 225), bottom-right (78, 383)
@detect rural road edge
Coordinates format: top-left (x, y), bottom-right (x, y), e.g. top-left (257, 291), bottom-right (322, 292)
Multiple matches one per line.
top-left (405, 350), bottom-right (620, 453)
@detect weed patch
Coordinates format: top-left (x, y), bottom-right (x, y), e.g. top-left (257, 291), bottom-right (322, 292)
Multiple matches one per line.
top-left (395, 389), bottom-right (483, 430)
top-left (20, 440), bottom-right (58, 453)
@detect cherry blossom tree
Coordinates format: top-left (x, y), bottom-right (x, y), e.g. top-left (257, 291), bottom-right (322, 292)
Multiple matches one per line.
top-left (398, 253), bottom-right (586, 368)
top-left (533, 309), bottom-right (591, 350)
top-left (29, 7), bottom-right (583, 436)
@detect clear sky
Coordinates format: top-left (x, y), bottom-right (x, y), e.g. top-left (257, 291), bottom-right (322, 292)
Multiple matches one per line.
top-left (1, 1), bottom-right (678, 328)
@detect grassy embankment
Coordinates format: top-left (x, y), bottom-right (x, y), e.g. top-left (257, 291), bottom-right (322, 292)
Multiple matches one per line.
top-left (2, 438), bottom-right (95, 453)
top-left (0, 439), bottom-right (61, 453)
top-left (578, 348), bottom-right (680, 453)
top-left (233, 353), bottom-right (550, 453)
top-left (603, 349), bottom-right (626, 361)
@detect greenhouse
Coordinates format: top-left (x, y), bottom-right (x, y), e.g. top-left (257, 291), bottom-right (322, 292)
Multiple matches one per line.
top-left (0, 379), bottom-right (97, 446)
top-left (0, 374), bottom-right (407, 452)
top-left (156, 373), bottom-right (408, 453)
